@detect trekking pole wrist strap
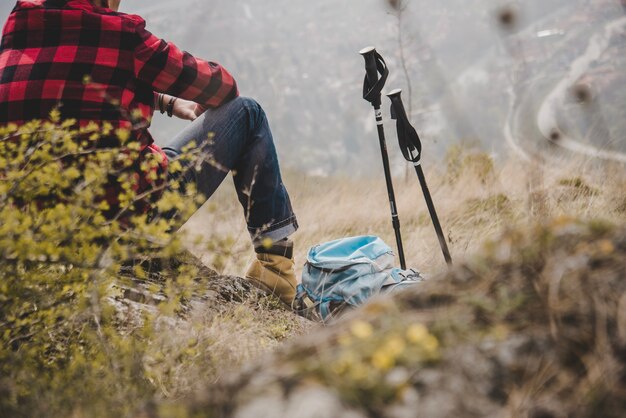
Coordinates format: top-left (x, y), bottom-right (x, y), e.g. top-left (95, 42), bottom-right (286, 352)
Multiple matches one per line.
top-left (362, 51), bottom-right (389, 107)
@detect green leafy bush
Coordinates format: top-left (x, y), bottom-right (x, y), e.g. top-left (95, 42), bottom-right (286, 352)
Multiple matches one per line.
top-left (0, 115), bottom-right (208, 417)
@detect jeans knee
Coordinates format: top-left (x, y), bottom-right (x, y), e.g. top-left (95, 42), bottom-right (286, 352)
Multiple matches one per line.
top-left (162, 147), bottom-right (180, 161)
top-left (236, 96), bottom-right (263, 116)
top-left (237, 96), bottom-right (260, 109)
top-left (231, 96), bottom-right (266, 130)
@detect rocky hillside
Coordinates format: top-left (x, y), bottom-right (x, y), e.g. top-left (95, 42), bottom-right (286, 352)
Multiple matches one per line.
top-left (160, 219), bottom-right (626, 418)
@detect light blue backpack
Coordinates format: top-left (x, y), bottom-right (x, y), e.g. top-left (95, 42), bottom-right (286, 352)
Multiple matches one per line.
top-left (294, 235), bottom-right (424, 322)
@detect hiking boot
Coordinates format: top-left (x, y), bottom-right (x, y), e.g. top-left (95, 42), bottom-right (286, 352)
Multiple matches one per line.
top-left (245, 240), bottom-right (297, 307)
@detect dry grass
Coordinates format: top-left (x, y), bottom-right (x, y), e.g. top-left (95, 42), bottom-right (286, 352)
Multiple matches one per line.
top-left (140, 297), bottom-right (310, 400)
top-left (125, 150), bottom-right (625, 413)
top-left (145, 149), bottom-right (625, 409)
top-left (181, 150), bottom-right (626, 279)
top-left (185, 216), bottom-right (626, 418)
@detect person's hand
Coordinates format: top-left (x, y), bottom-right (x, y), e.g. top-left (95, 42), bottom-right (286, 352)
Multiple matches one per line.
top-left (193, 104), bottom-right (206, 118)
top-left (172, 98), bottom-right (200, 121)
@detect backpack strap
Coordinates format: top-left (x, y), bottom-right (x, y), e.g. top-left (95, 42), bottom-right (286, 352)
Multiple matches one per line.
top-left (294, 284), bottom-right (350, 323)
top-left (319, 301), bottom-right (332, 321)
top-left (293, 284), bottom-right (321, 322)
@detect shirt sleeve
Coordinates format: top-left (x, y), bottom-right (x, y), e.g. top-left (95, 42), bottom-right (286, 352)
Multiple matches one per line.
top-left (132, 18), bottom-right (239, 109)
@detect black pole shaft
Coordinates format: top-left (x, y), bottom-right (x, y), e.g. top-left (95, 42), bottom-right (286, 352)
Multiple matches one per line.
top-left (386, 88), bottom-right (452, 268)
top-left (360, 47), bottom-right (406, 269)
top-left (414, 164), bottom-right (452, 266)
top-left (372, 105), bottom-right (407, 270)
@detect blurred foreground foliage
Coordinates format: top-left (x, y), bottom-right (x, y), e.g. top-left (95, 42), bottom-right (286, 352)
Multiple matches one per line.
top-left (0, 116), bottom-right (210, 417)
top-left (180, 219), bottom-right (626, 418)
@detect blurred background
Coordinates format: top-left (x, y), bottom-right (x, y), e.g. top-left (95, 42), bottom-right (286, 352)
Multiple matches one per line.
top-left (2, 0), bottom-right (624, 176)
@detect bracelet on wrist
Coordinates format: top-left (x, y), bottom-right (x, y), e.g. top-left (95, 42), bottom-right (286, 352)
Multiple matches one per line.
top-left (158, 94), bottom-right (165, 114)
top-left (166, 97), bottom-right (177, 117)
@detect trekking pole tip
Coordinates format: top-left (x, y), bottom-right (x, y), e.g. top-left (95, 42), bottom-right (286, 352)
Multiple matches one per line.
top-left (386, 88), bottom-right (402, 98)
top-left (359, 46), bottom-right (376, 55)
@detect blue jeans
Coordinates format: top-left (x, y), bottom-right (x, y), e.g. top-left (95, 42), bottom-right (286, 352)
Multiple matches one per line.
top-left (161, 97), bottom-right (298, 244)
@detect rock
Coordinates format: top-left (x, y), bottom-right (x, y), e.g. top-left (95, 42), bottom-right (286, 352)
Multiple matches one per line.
top-left (234, 385), bottom-right (367, 418)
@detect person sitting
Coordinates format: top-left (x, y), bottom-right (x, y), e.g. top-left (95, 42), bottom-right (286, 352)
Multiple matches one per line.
top-left (0, 0), bottom-right (300, 307)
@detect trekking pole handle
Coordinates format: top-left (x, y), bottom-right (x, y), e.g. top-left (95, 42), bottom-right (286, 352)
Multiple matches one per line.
top-left (387, 88), bottom-right (423, 163)
top-left (387, 88), bottom-right (404, 124)
top-left (360, 46), bottom-right (388, 108)
top-left (386, 88), bottom-right (402, 100)
top-left (360, 46), bottom-right (379, 88)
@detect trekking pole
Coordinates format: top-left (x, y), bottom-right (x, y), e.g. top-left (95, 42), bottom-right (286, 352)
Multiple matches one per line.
top-left (359, 46), bottom-right (406, 270)
top-left (387, 89), bottom-right (453, 267)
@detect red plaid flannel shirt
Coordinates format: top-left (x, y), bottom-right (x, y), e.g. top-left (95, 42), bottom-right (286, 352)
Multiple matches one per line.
top-left (0, 0), bottom-right (238, 214)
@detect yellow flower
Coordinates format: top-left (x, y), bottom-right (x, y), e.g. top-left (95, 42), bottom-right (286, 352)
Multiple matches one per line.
top-left (116, 128), bottom-right (131, 144)
top-left (49, 108), bottom-right (61, 123)
top-left (169, 160), bottom-right (183, 174)
top-left (260, 237), bottom-right (274, 250)
top-left (65, 166), bottom-right (81, 181)
top-left (133, 265), bottom-right (148, 279)
top-left (131, 108), bottom-right (144, 120)
top-left (350, 320), bottom-right (374, 339)
top-left (372, 349), bottom-right (394, 370)
top-left (422, 334), bottom-right (440, 356)
top-left (407, 323), bottom-right (440, 357)
top-left (98, 201), bottom-right (111, 212)
top-left (406, 323), bottom-right (428, 344)
top-left (385, 336), bottom-right (406, 357)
